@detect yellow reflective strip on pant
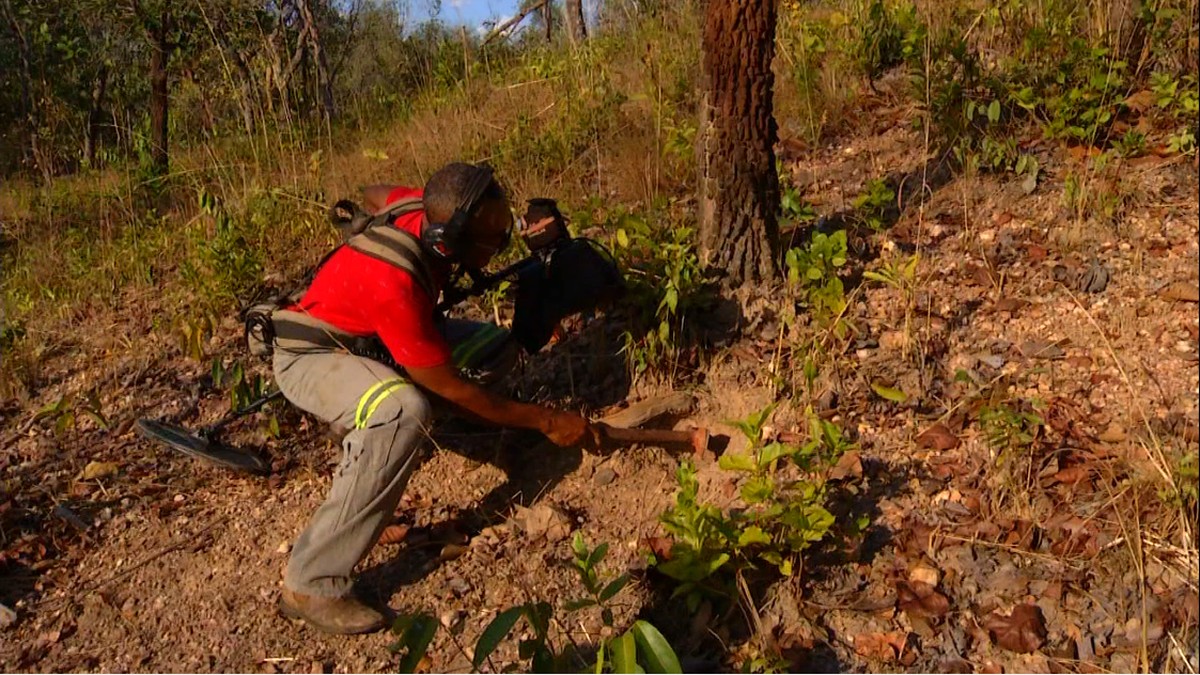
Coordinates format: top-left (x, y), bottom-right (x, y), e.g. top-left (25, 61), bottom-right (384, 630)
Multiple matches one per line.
top-left (354, 380), bottom-right (391, 428)
top-left (453, 325), bottom-right (505, 368)
top-left (354, 377), bottom-right (408, 429)
top-left (358, 380), bottom-right (410, 429)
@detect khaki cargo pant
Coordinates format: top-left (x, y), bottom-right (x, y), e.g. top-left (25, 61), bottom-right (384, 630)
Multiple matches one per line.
top-left (272, 318), bottom-right (517, 597)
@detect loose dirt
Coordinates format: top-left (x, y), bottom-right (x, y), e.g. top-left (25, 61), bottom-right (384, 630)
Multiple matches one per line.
top-left (2, 86), bottom-right (1197, 672)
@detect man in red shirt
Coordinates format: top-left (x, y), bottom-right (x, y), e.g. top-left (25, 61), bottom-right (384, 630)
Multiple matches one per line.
top-left (270, 163), bottom-right (596, 634)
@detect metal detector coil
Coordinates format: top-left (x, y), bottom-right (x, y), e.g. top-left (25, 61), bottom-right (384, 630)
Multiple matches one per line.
top-left (136, 390), bottom-right (282, 476)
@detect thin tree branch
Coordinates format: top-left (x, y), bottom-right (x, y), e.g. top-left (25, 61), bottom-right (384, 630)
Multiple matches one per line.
top-left (481, 0), bottom-right (549, 47)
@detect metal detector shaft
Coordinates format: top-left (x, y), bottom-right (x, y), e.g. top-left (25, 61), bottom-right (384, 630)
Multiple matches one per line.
top-left (202, 389), bottom-right (285, 437)
top-left (436, 255), bottom-right (543, 314)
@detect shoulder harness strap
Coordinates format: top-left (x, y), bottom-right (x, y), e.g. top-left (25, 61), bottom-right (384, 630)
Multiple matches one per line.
top-left (321, 194), bottom-right (439, 299)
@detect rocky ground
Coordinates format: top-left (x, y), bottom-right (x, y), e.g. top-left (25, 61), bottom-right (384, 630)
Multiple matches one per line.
top-left (1, 87), bottom-right (1197, 673)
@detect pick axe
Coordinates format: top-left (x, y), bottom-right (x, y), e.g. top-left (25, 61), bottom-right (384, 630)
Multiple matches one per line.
top-left (594, 422), bottom-right (713, 460)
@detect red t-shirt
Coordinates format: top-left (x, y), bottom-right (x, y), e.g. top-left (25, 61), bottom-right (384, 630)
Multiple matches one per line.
top-left (290, 187), bottom-right (452, 368)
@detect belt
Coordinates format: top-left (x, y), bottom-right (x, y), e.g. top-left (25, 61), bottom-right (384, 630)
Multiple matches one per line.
top-left (271, 310), bottom-right (389, 363)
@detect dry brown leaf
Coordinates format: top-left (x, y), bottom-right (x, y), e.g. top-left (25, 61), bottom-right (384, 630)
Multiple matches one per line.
top-left (853, 633), bottom-right (894, 661)
top-left (1124, 89), bottom-right (1155, 112)
top-left (984, 603), bottom-right (1048, 654)
top-left (897, 580), bottom-right (950, 619)
top-left (376, 524), bottom-right (410, 546)
top-left (1026, 244), bottom-right (1049, 261)
top-left (908, 565), bottom-right (940, 587)
top-left (642, 536), bottom-right (673, 560)
top-left (965, 263), bottom-right (993, 287)
top-left (81, 461), bottom-right (118, 481)
top-left (931, 461), bottom-right (965, 480)
top-left (1018, 339), bottom-right (1066, 360)
top-left (1050, 465), bottom-right (1092, 486)
top-left (995, 297), bottom-right (1029, 313)
top-left (960, 492), bottom-right (981, 512)
top-left (719, 477), bottom-right (738, 498)
top-left (916, 424), bottom-right (960, 451)
top-left (438, 544), bottom-right (468, 562)
top-left (1002, 519), bottom-right (1039, 549)
top-left (853, 631), bottom-right (910, 663)
top-left (1046, 514), bottom-right (1099, 557)
top-left (830, 451), bottom-right (863, 480)
top-left (510, 504), bottom-right (573, 544)
top-left (1130, 153), bottom-right (1168, 169)
top-left (1065, 355), bottom-right (1092, 369)
top-left (1159, 281), bottom-right (1200, 303)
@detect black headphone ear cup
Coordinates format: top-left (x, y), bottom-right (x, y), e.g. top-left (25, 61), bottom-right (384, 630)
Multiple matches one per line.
top-left (422, 164), bottom-right (496, 261)
top-left (421, 218), bottom-right (451, 260)
top-left (444, 212), bottom-right (467, 257)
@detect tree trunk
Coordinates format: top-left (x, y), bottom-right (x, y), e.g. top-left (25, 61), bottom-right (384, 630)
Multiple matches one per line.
top-left (2, 0), bottom-right (52, 183)
top-left (84, 66), bottom-right (109, 168)
top-left (149, 7), bottom-right (170, 176)
top-left (543, 0), bottom-right (553, 42)
top-left (296, 0), bottom-right (335, 121)
top-left (697, 0), bottom-right (780, 284)
top-left (231, 49), bottom-right (258, 135)
top-left (565, 0), bottom-right (587, 46)
top-left (1096, 0), bottom-right (1146, 67)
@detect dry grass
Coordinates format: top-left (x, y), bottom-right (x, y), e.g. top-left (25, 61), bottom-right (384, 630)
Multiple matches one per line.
top-left (0, 8), bottom-right (709, 404)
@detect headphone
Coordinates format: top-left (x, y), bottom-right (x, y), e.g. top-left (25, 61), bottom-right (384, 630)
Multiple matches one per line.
top-left (421, 164), bottom-right (499, 261)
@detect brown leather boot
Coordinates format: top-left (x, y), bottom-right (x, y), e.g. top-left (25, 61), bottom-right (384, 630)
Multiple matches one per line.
top-left (279, 587), bottom-right (386, 635)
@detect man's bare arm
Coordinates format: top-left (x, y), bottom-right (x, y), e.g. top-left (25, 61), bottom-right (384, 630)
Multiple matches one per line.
top-left (361, 184), bottom-right (401, 214)
top-left (405, 362), bottom-right (596, 447)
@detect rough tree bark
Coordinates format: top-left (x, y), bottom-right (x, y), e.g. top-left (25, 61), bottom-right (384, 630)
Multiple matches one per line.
top-left (1097, 0), bottom-right (1146, 68)
top-left (84, 66), bottom-right (108, 168)
top-left (149, 13), bottom-right (169, 176)
top-left (296, 0), bottom-right (335, 121)
top-left (697, 0), bottom-right (780, 284)
top-left (565, 0), bottom-right (587, 46)
top-left (2, 0), bottom-right (52, 183)
top-left (543, 0), bottom-right (553, 42)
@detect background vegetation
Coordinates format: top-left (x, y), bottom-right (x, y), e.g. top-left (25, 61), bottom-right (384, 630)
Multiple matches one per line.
top-left (1, 0), bottom-right (1196, 670)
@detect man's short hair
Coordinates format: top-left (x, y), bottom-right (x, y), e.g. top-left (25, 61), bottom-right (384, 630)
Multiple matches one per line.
top-left (423, 162), bottom-right (505, 225)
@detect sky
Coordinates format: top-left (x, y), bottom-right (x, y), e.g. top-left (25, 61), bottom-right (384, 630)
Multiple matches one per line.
top-left (435, 0), bottom-right (524, 32)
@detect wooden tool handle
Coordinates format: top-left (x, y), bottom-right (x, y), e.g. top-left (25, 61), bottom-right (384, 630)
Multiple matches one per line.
top-left (599, 424), bottom-right (694, 446)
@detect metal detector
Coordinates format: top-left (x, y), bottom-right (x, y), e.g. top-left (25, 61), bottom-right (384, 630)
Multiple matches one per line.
top-left (136, 197), bottom-right (620, 477)
top-left (136, 390), bottom-right (283, 476)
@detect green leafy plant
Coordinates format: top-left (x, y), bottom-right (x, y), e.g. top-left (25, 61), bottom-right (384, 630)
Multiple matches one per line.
top-left (779, 183), bottom-right (817, 223)
top-left (784, 230), bottom-right (848, 328)
top-left (1171, 452), bottom-right (1199, 506)
top-left (1039, 43), bottom-right (1127, 144)
top-left (852, 179), bottom-right (895, 231)
top-left (979, 401), bottom-right (1044, 455)
top-left (388, 534), bottom-right (682, 674)
top-left (211, 358), bottom-right (278, 436)
top-left (177, 312), bottom-right (214, 362)
top-left (650, 404), bottom-right (846, 608)
top-left (611, 208), bottom-right (709, 380)
top-left (33, 389), bottom-right (109, 436)
top-left (855, 0), bottom-right (917, 84)
top-left (1111, 129), bottom-right (1146, 158)
top-left (1150, 72), bottom-right (1199, 120)
top-left (1166, 128), bottom-right (1196, 155)
top-left (862, 253), bottom-right (919, 291)
top-left (180, 189), bottom-right (264, 312)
